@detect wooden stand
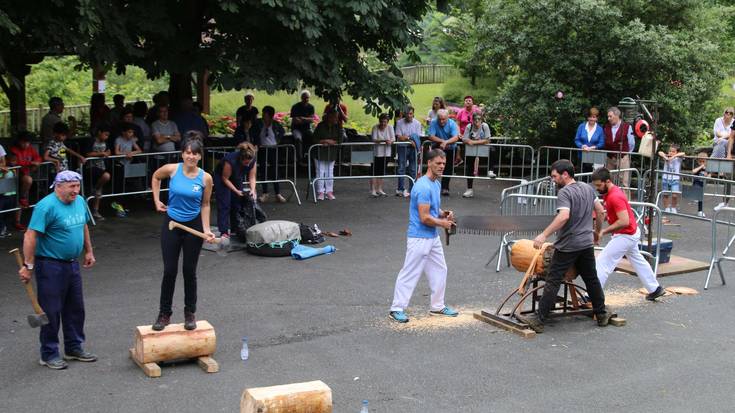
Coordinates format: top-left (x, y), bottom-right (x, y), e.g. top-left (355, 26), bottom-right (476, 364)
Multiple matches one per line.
top-left (240, 380), bottom-right (333, 413)
top-left (129, 320), bottom-right (218, 378)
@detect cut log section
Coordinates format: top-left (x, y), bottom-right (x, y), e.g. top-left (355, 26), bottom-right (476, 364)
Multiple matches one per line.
top-left (240, 380), bottom-right (333, 413)
top-left (131, 320), bottom-right (218, 378)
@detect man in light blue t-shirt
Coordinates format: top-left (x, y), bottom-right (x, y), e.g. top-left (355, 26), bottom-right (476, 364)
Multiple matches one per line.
top-left (428, 109), bottom-right (460, 196)
top-left (19, 171), bottom-right (97, 370)
top-left (389, 149), bottom-right (459, 323)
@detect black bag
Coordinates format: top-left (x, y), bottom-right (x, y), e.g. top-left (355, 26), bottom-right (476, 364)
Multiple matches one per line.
top-left (235, 196), bottom-right (267, 242)
top-left (299, 223), bottom-right (325, 244)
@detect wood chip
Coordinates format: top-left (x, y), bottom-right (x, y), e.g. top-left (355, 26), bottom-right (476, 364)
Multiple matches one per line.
top-left (665, 286), bottom-right (699, 295)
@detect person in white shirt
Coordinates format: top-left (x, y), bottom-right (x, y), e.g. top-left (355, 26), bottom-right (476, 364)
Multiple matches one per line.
top-left (712, 108), bottom-right (734, 210)
top-left (394, 106), bottom-right (423, 197)
top-left (370, 113), bottom-right (395, 197)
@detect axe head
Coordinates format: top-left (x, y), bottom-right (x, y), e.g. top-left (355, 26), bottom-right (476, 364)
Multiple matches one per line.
top-left (28, 313), bottom-right (49, 328)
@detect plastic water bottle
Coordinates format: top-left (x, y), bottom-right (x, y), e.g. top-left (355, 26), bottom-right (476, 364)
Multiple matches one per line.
top-left (360, 400), bottom-right (369, 413)
top-left (240, 337), bottom-right (249, 361)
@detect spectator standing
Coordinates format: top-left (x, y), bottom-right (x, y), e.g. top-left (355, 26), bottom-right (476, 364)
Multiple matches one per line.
top-left (146, 91), bottom-right (170, 125)
top-left (290, 90), bottom-right (316, 164)
top-left (0, 162), bottom-right (14, 237)
top-left (114, 123), bottom-right (143, 163)
top-left (370, 113), bottom-right (395, 197)
top-left (213, 142), bottom-right (257, 238)
top-left (112, 108), bottom-right (144, 143)
top-left (151, 106), bottom-right (181, 152)
top-left (251, 106), bottom-right (286, 203)
top-left (395, 106), bottom-right (423, 197)
top-left (109, 94), bottom-right (126, 125)
top-left (40, 97), bottom-right (64, 144)
top-left (574, 107), bottom-right (605, 172)
top-left (692, 152), bottom-right (710, 218)
top-left (18, 170), bottom-right (97, 370)
top-left (132, 101), bottom-right (151, 151)
top-left (658, 144), bottom-right (685, 214)
top-left (455, 95), bottom-right (479, 136)
top-left (89, 93), bottom-right (111, 136)
top-left (713, 109), bottom-right (735, 210)
top-left (603, 106), bottom-right (635, 194)
top-left (462, 113), bottom-right (492, 198)
top-left (425, 96), bottom-right (446, 126)
top-left (151, 138), bottom-right (215, 331)
top-left (44, 123), bottom-right (86, 173)
top-left (236, 92), bottom-right (259, 130)
top-left (311, 111), bottom-right (343, 200)
top-left (86, 125), bottom-right (112, 220)
top-left (427, 109), bottom-right (460, 196)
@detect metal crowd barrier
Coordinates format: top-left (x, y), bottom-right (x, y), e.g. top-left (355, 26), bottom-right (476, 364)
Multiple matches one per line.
top-left (204, 146), bottom-right (237, 173)
top-left (306, 142), bottom-right (418, 203)
top-left (0, 161), bottom-right (69, 218)
top-left (705, 206), bottom-right (735, 289)
top-left (575, 168), bottom-right (645, 201)
top-left (535, 146), bottom-right (649, 191)
top-left (650, 170), bottom-right (735, 222)
top-left (419, 140), bottom-right (535, 184)
top-left (0, 165), bottom-right (21, 216)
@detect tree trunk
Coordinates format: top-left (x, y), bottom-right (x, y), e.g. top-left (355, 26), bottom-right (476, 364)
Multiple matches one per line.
top-left (168, 72), bottom-right (194, 113)
top-left (1, 65), bottom-right (30, 134)
top-left (196, 70), bottom-right (210, 114)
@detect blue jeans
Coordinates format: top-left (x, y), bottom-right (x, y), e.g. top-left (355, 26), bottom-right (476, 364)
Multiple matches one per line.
top-left (35, 257), bottom-right (86, 361)
top-left (397, 146), bottom-right (417, 191)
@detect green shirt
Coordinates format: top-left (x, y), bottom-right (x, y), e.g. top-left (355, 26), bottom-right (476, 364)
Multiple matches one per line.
top-left (29, 193), bottom-right (90, 260)
top-left (312, 122), bottom-right (343, 162)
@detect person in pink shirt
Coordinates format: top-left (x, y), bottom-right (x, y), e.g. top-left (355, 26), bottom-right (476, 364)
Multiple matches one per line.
top-left (455, 96), bottom-right (479, 166)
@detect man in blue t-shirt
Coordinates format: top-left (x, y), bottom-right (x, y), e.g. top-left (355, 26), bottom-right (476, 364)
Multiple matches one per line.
top-left (18, 171), bottom-right (97, 370)
top-left (427, 109), bottom-right (460, 196)
top-left (389, 149), bottom-right (459, 323)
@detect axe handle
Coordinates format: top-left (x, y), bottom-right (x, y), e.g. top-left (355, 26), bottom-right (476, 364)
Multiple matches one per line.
top-left (11, 249), bottom-right (45, 316)
top-left (169, 221), bottom-right (220, 243)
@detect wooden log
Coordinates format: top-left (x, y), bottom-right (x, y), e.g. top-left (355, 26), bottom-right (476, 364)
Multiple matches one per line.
top-left (240, 380), bottom-right (333, 413)
top-left (134, 320), bottom-right (216, 364)
top-left (129, 348), bottom-right (161, 378)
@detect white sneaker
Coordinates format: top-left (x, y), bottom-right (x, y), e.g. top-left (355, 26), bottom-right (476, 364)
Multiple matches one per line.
top-left (715, 202), bottom-right (726, 211)
top-left (402, 190), bottom-right (410, 198)
top-left (671, 207), bottom-right (678, 214)
top-left (395, 190), bottom-right (403, 197)
top-left (317, 192), bottom-right (325, 201)
top-left (487, 170), bottom-right (497, 178)
top-left (370, 191), bottom-right (378, 198)
top-left (463, 189), bottom-right (474, 198)
top-left (697, 211), bottom-right (706, 218)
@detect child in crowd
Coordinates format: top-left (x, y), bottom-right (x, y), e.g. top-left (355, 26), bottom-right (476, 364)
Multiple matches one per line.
top-left (370, 113), bottom-right (395, 197)
top-left (87, 125), bottom-right (113, 219)
top-left (44, 122), bottom-right (86, 172)
top-left (114, 122), bottom-right (143, 163)
top-left (9, 131), bottom-right (41, 210)
top-left (658, 143), bottom-right (685, 214)
top-left (692, 152), bottom-right (710, 218)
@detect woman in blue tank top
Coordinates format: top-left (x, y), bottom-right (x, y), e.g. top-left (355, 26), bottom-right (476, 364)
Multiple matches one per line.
top-left (150, 133), bottom-right (214, 331)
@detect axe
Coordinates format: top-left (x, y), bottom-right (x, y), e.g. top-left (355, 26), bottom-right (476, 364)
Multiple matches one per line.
top-left (9, 248), bottom-right (49, 328)
top-left (168, 221), bottom-right (230, 256)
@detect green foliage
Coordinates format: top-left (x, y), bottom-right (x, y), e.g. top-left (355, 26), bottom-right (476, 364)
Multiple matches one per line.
top-left (476, 0), bottom-right (733, 146)
top-left (0, 56), bottom-right (168, 109)
top-left (441, 74), bottom-right (498, 105)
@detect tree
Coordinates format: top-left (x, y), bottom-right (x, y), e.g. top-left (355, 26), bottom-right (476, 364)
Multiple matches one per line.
top-left (475, 0), bottom-right (732, 146)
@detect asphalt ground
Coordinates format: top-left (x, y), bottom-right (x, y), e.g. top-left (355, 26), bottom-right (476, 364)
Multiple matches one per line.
top-left (1, 177), bottom-right (734, 412)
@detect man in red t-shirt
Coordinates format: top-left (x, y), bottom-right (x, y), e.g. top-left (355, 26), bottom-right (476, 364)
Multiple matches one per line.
top-left (591, 168), bottom-right (665, 301)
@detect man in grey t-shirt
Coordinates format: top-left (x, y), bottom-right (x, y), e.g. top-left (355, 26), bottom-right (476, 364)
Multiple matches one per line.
top-left (151, 105), bottom-right (181, 152)
top-left (516, 159), bottom-right (610, 333)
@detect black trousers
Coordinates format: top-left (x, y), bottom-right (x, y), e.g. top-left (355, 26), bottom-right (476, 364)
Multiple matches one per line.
top-left (159, 214), bottom-right (204, 315)
top-left (441, 148), bottom-right (455, 191)
top-left (259, 148), bottom-right (281, 194)
top-left (537, 247), bottom-right (606, 320)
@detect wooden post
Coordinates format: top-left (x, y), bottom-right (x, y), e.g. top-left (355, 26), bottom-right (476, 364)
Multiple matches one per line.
top-left (240, 381), bottom-right (333, 413)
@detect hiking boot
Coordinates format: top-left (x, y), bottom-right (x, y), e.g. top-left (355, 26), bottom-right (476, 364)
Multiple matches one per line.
top-left (429, 306), bottom-right (459, 317)
top-left (389, 310), bottom-right (409, 323)
top-left (515, 313), bottom-right (544, 333)
top-left (596, 312), bottom-right (612, 327)
top-left (64, 349), bottom-right (97, 362)
top-left (646, 286), bottom-right (666, 301)
top-left (39, 357), bottom-right (68, 370)
top-left (152, 312), bottom-right (171, 331)
top-left (184, 310), bottom-right (197, 330)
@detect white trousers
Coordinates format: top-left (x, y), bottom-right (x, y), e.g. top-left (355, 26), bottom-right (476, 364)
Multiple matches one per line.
top-left (390, 236), bottom-right (447, 312)
top-left (315, 160), bottom-right (335, 193)
top-left (596, 228), bottom-right (659, 293)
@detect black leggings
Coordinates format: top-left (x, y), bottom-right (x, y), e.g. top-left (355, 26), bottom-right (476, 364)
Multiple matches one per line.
top-left (159, 214), bottom-right (204, 315)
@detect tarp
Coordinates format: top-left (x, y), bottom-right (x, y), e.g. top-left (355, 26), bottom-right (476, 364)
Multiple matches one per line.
top-left (290, 244), bottom-right (336, 260)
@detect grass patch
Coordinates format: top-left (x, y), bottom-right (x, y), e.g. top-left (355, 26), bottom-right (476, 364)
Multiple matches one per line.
top-left (210, 83), bottom-right (445, 133)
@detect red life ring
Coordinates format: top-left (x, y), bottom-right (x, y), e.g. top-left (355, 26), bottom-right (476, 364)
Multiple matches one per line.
top-left (634, 119), bottom-right (650, 138)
